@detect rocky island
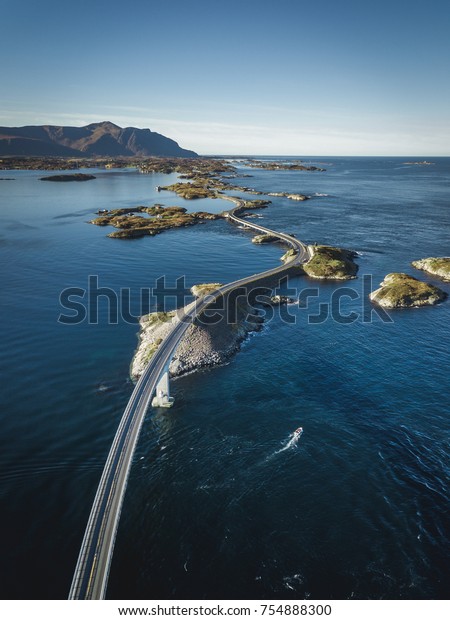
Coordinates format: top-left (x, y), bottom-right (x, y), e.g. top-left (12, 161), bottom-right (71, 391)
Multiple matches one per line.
top-left (369, 273), bottom-right (447, 308)
top-left (303, 245), bottom-right (359, 279)
top-left (259, 294), bottom-right (294, 306)
top-left (280, 248), bottom-right (298, 264)
top-left (1, 155), bottom-right (232, 173)
top-left (160, 181), bottom-right (218, 200)
top-left (190, 283), bottom-right (223, 297)
top-left (90, 205), bottom-right (222, 238)
top-left (244, 159), bottom-right (325, 172)
top-left (40, 173), bottom-right (96, 182)
top-left (131, 284), bottom-right (263, 380)
top-left (412, 257), bottom-right (450, 281)
top-left (267, 192), bottom-right (309, 201)
top-left (252, 233), bottom-right (280, 244)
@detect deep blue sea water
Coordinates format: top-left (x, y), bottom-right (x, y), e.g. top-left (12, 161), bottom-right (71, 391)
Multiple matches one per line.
top-left (0, 158), bottom-right (449, 599)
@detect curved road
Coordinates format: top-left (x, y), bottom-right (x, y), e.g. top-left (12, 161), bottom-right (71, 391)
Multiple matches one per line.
top-left (68, 198), bottom-right (311, 600)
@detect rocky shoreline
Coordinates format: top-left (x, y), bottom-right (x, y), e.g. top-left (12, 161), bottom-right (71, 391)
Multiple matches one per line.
top-left (245, 159), bottom-right (325, 172)
top-left (303, 245), bottom-right (359, 279)
top-left (90, 205), bottom-right (223, 238)
top-left (412, 257), bottom-right (450, 281)
top-left (369, 273), bottom-right (447, 308)
top-left (41, 173), bottom-right (96, 182)
top-left (267, 192), bottom-right (309, 201)
top-left (131, 286), bottom-right (263, 380)
top-left (252, 233), bottom-right (280, 244)
top-left (130, 221), bottom-right (362, 380)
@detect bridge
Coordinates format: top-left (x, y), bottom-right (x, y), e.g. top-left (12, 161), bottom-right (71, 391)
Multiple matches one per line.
top-left (68, 198), bottom-right (311, 600)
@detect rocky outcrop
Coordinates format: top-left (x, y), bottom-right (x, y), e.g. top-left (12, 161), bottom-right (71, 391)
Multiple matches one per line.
top-left (286, 193), bottom-right (309, 201)
top-left (90, 205), bottom-right (223, 238)
top-left (161, 182), bottom-right (217, 199)
top-left (40, 173), bottom-right (96, 182)
top-left (303, 245), bottom-right (358, 280)
top-left (259, 294), bottom-right (294, 306)
top-left (252, 233), bottom-right (279, 244)
top-left (369, 273), bottom-right (447, 308)
top-left (245, 160), bottom-right (325, 172)
top-left (193, 211), bottom-right (222, 220)
top-left (131, 290), bottom-right (263, 380)
top-left (280, 248), bottom-right (298, 264)
top-left (267, 192), bottom-right (309, 201)
top-left (412, 257), bottom-right (450, 282)
top-left (191, 283), bottom-right (223, 297)
top-left (130, 312), bottom-right (175, 377)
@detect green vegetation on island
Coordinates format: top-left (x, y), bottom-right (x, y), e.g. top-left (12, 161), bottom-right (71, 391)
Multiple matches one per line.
top-left (1, 155), bottom-right (233, 174)
top-left (139, 158), bottom-right (232, 176)
top-left (160, 174), bottom-right (271, 201)
top-left (191, 283), bottom-right (223, 298)
top-left (303, 245), bottom-right (358, 279)
top-left (252, 233), bottom-right (279, 244)
top-left (244, 159), bottom-right (325, 172)
top-left (412, 257), bottom-right (450, 281)
top-left (132, 312), bottom-right (176, 371)
top-left (161, 181), bottom-right (218, 199)
top-left (142, 311), bottom-right (175, 326)
top-left (40, 173), bottom-right (96, 182)
top-left (280, 248), bottom-right (298, 263)
top-left (242, 199), bottom-right (271, 209)
top-left (90, 205), bottom-right (222, 238)
top-left (369, 273), bottom-right (447, 308)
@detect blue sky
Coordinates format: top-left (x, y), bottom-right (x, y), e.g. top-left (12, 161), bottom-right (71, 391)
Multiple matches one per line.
top-left (1, 0), bottom-right (450, 155)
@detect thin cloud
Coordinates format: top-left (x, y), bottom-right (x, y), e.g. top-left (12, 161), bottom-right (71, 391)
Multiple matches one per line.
top-left (1, 107), bottom-right (448, 156)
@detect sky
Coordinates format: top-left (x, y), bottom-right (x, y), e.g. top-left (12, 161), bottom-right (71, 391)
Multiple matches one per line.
top-left (1, 0), bottom-right (450, 155)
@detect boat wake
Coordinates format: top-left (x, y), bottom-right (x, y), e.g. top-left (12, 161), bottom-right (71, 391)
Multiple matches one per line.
top-left (276, 428), bottom-right (303, 453)
top-left (266, 428), bottom-right (303, 460)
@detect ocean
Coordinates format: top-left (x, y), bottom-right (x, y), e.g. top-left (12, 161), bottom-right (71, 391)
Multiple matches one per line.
top-left (0, 157), bottom-right (449, 599)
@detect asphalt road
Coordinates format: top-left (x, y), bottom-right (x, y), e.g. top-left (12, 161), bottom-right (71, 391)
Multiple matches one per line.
top-left (68, 199), bottom-right (311, 599)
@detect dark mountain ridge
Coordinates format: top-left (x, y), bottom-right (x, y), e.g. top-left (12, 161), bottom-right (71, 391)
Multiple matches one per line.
top-left (0, 121), bottom-right (198, 157)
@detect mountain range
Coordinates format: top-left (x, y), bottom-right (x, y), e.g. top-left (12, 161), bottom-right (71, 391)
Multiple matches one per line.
top-left (0, 121), bottom-right (198, 157)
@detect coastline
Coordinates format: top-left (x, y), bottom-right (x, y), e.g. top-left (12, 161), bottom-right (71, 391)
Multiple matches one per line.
top-left (129, 181), bottom-right (359, 381)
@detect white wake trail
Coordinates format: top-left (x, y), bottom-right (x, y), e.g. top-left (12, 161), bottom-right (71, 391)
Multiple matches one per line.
top-left (263, 428), bottom-right (303, 462)
top-left (275, 428), bottom-right (303, 454)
